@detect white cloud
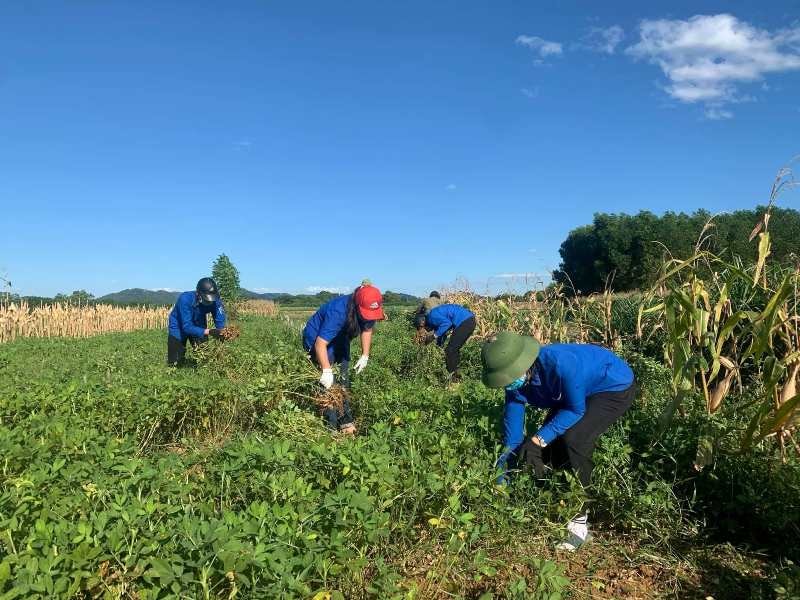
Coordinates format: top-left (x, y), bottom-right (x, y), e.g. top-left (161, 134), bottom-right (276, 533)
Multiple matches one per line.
top-left (446, 183), bottom-right (457, 190)
top-left (705, 107), bottom-right (734, 120)
top-left (583, 25), bottom-right (625, 54)
top-left (305, 285), bottom-right (350, 294)
top-left (150, 287), bottom-right (179, 292)
top-left (626, 14), bottom-right (800, 116)
top-left (521, 87), bottom-right (539, 99)
top-left (516, 35), bottom-right (563, 63)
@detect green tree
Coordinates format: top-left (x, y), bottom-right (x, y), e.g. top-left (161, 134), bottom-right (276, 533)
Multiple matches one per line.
top-left (211, 254), bottom-right (241, 306)
top-left (54, 290), bottom-right (95, 304)
top-left (554, 207), bottom-right (800, 294)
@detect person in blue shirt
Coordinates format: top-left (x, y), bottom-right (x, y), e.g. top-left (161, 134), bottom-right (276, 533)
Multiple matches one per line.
top-left (415, 302), bottom-right (476, 381)
top-left (167, 277), bottom-right (226, 366)
top-left (481, 332), bottom-right (636, 551)
top-left (302, 282), bottom-right (385, 434)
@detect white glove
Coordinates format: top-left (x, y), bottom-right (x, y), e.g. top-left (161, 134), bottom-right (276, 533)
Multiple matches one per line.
top-left (354, 355), bottom-right (369, 374)
top-left (319, 368), bottom-right (334, 389)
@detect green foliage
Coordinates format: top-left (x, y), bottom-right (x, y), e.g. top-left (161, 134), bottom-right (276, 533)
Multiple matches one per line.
top-left (554, 207), bottom-right (800, 294)
top-left (52, 289), bottom-right (95, 304)
top-left (0, 316), bottom-right (797, 598)
top-left (211, 253), bottom-right (241, 306)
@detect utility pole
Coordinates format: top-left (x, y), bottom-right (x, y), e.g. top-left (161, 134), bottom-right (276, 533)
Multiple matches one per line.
top-left (0, 275), bottom-right (12, 307)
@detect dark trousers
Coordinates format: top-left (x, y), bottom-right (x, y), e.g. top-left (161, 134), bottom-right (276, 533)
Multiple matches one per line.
top-left (542, 382), bottom-right (636, 488)
top-left (308, 344), bottom-right (354, 430)
top-left (444, 316), bottom-right (476, 374)
top-left (167, 335), bottom-right (204, 366)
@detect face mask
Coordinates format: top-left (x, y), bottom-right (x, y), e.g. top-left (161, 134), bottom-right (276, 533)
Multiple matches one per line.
top-left (505, 375), bottom-right (527, 391)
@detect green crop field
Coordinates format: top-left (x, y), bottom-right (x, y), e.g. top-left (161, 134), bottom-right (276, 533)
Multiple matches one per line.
top-left (2, 312), bottom-right (799, 599)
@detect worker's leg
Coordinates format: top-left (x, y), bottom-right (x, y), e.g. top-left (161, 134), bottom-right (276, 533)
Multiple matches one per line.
top-left (560, 383), bottom-right (636, 488)
top-left (167, 335), bottom-right (187, 366)
top-left (444, 316), bottom-right (476, 374)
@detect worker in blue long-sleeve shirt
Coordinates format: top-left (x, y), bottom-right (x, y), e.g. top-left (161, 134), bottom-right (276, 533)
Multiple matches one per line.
top-left (481, 332), bottom-right (635, 551)
top-left (303, 282), bottom-right (385, 434)
top-left (415, 302), bottom-right (476, 382)
top-left (167, 277), bottom-right (226, 366)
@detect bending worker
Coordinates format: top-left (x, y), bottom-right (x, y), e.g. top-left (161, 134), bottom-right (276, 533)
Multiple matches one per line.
top-left (481, 332), bottom-right (635, 551)
top-left (416, 302), bottom-right (475, 382)
top-left (167, 277), bottom-right (226, 366)
top-left (302, 282), bottom-right (385, 433)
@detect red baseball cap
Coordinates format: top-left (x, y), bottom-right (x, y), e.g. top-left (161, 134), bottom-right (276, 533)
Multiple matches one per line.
top-left (354, 284), bottom-right (385, 321)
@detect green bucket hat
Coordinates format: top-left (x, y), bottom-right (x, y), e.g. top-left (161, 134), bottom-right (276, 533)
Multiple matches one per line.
top-left (481, 332), bottom-right (541, 389)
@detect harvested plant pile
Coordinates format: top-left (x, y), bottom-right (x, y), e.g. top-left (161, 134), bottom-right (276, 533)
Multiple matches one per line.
top-left (218, 324), bottom-right (241, 341)
top-left (315, 383), bottom-right (348, 415)
top-left (0, 301), bottom-right (170, 343)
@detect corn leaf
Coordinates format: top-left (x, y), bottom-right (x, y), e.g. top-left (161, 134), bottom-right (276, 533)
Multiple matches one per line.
top-left (759, 393), bottom-right (800, 437)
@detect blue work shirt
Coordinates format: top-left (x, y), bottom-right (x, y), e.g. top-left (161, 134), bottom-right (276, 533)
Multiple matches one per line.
top-left (503, 343), bottom-right (634, 448)
top-left (168, 291), bottom-right (226, 342)
top-left (426, 304), bottom-right (474, 341)
top-left (302, 294), bottom-right (374, 363)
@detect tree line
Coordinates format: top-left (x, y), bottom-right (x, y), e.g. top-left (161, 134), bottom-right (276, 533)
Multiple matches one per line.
top-left (553, 207), bottom-right (800, 294)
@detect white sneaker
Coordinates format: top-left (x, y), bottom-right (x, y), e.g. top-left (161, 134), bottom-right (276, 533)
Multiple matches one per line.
top-left (556, 515), bottom-right (592, 552)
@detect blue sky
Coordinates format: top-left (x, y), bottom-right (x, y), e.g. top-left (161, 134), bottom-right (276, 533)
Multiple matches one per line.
top-left (2, 1), bottom-right (799, 297)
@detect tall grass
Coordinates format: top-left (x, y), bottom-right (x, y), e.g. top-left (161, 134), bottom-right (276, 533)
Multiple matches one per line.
top-left (444, 285), bottom-right (626, 348)
top-left (237, 299), bottom-right (279, 317)
top-left (0, 301), bottom-right (170, 343)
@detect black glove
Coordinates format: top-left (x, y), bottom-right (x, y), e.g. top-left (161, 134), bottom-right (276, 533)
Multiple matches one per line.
top-left (518, 438), bottom-right (546, 479)
top-left (209, 328), bottom-right (223, 340)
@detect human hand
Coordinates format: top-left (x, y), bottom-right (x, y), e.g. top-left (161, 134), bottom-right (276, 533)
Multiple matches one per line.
top-left (518, 438), bottom-right (546, 479)
top-left (319, 368), bottom-right (334, 389)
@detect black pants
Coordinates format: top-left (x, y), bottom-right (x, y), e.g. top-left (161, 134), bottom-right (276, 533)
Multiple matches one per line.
top-left (167, 335), bottom-right (204, 366)
top-left (444, 316), bottom-right (476, 374)
top-left (542, 382), bottom-right (636, 488)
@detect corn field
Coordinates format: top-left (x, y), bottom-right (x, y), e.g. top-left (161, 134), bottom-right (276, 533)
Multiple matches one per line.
top-left (238, 299), bottom-right (279, 317)
top-left (444, 286), bottom-right (633, 349)
top-left (0, 302), bottom-right (170, 343)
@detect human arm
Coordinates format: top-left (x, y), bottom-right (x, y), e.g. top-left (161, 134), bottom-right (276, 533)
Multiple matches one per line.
top-left (213, 301), bottom-right (226, 329)
top-left (533, 354), bottom-right (586, 445)
top-left (360, 328), bottom-right (373, 357)
top-left (502, 390), bottom-right (527, 451)
top-left (495, 391), bottom-right (527, 482)
top-left (178, 296), bottom-right (209, 338)
top-left (314, 337), bottom-right (331, 370)
top-left (354, 327), bottom-right (373, 373)
top-left (427, 311), bottom-right (452, 343)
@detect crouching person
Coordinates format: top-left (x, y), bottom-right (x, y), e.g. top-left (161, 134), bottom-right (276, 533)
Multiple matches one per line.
top-left (302, 283), bottom-right (385, 434)
top-left (481, 332), bottom-right (635, 551)
top-left (416, 302), bottom-right (475, 382)
top-left (167, 277), bottom-right (226, 366)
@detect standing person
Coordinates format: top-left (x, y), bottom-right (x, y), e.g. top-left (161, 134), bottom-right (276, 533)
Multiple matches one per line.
top-left (167, 277), bottom-right (226, 366)
top-left (416, 303), bottom-right (476, 382)
top-left (302, 282), bottom-right (385, 433)
top-left (481, 332), bottom-right (635, 551)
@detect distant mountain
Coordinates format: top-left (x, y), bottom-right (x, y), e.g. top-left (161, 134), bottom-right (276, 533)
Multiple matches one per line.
top-left (239, 289), bottom-right (283, 300)
top-left (96, 288), bottom-right (420, 307)
top-left (97, 288), bottom-right (180, 305)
